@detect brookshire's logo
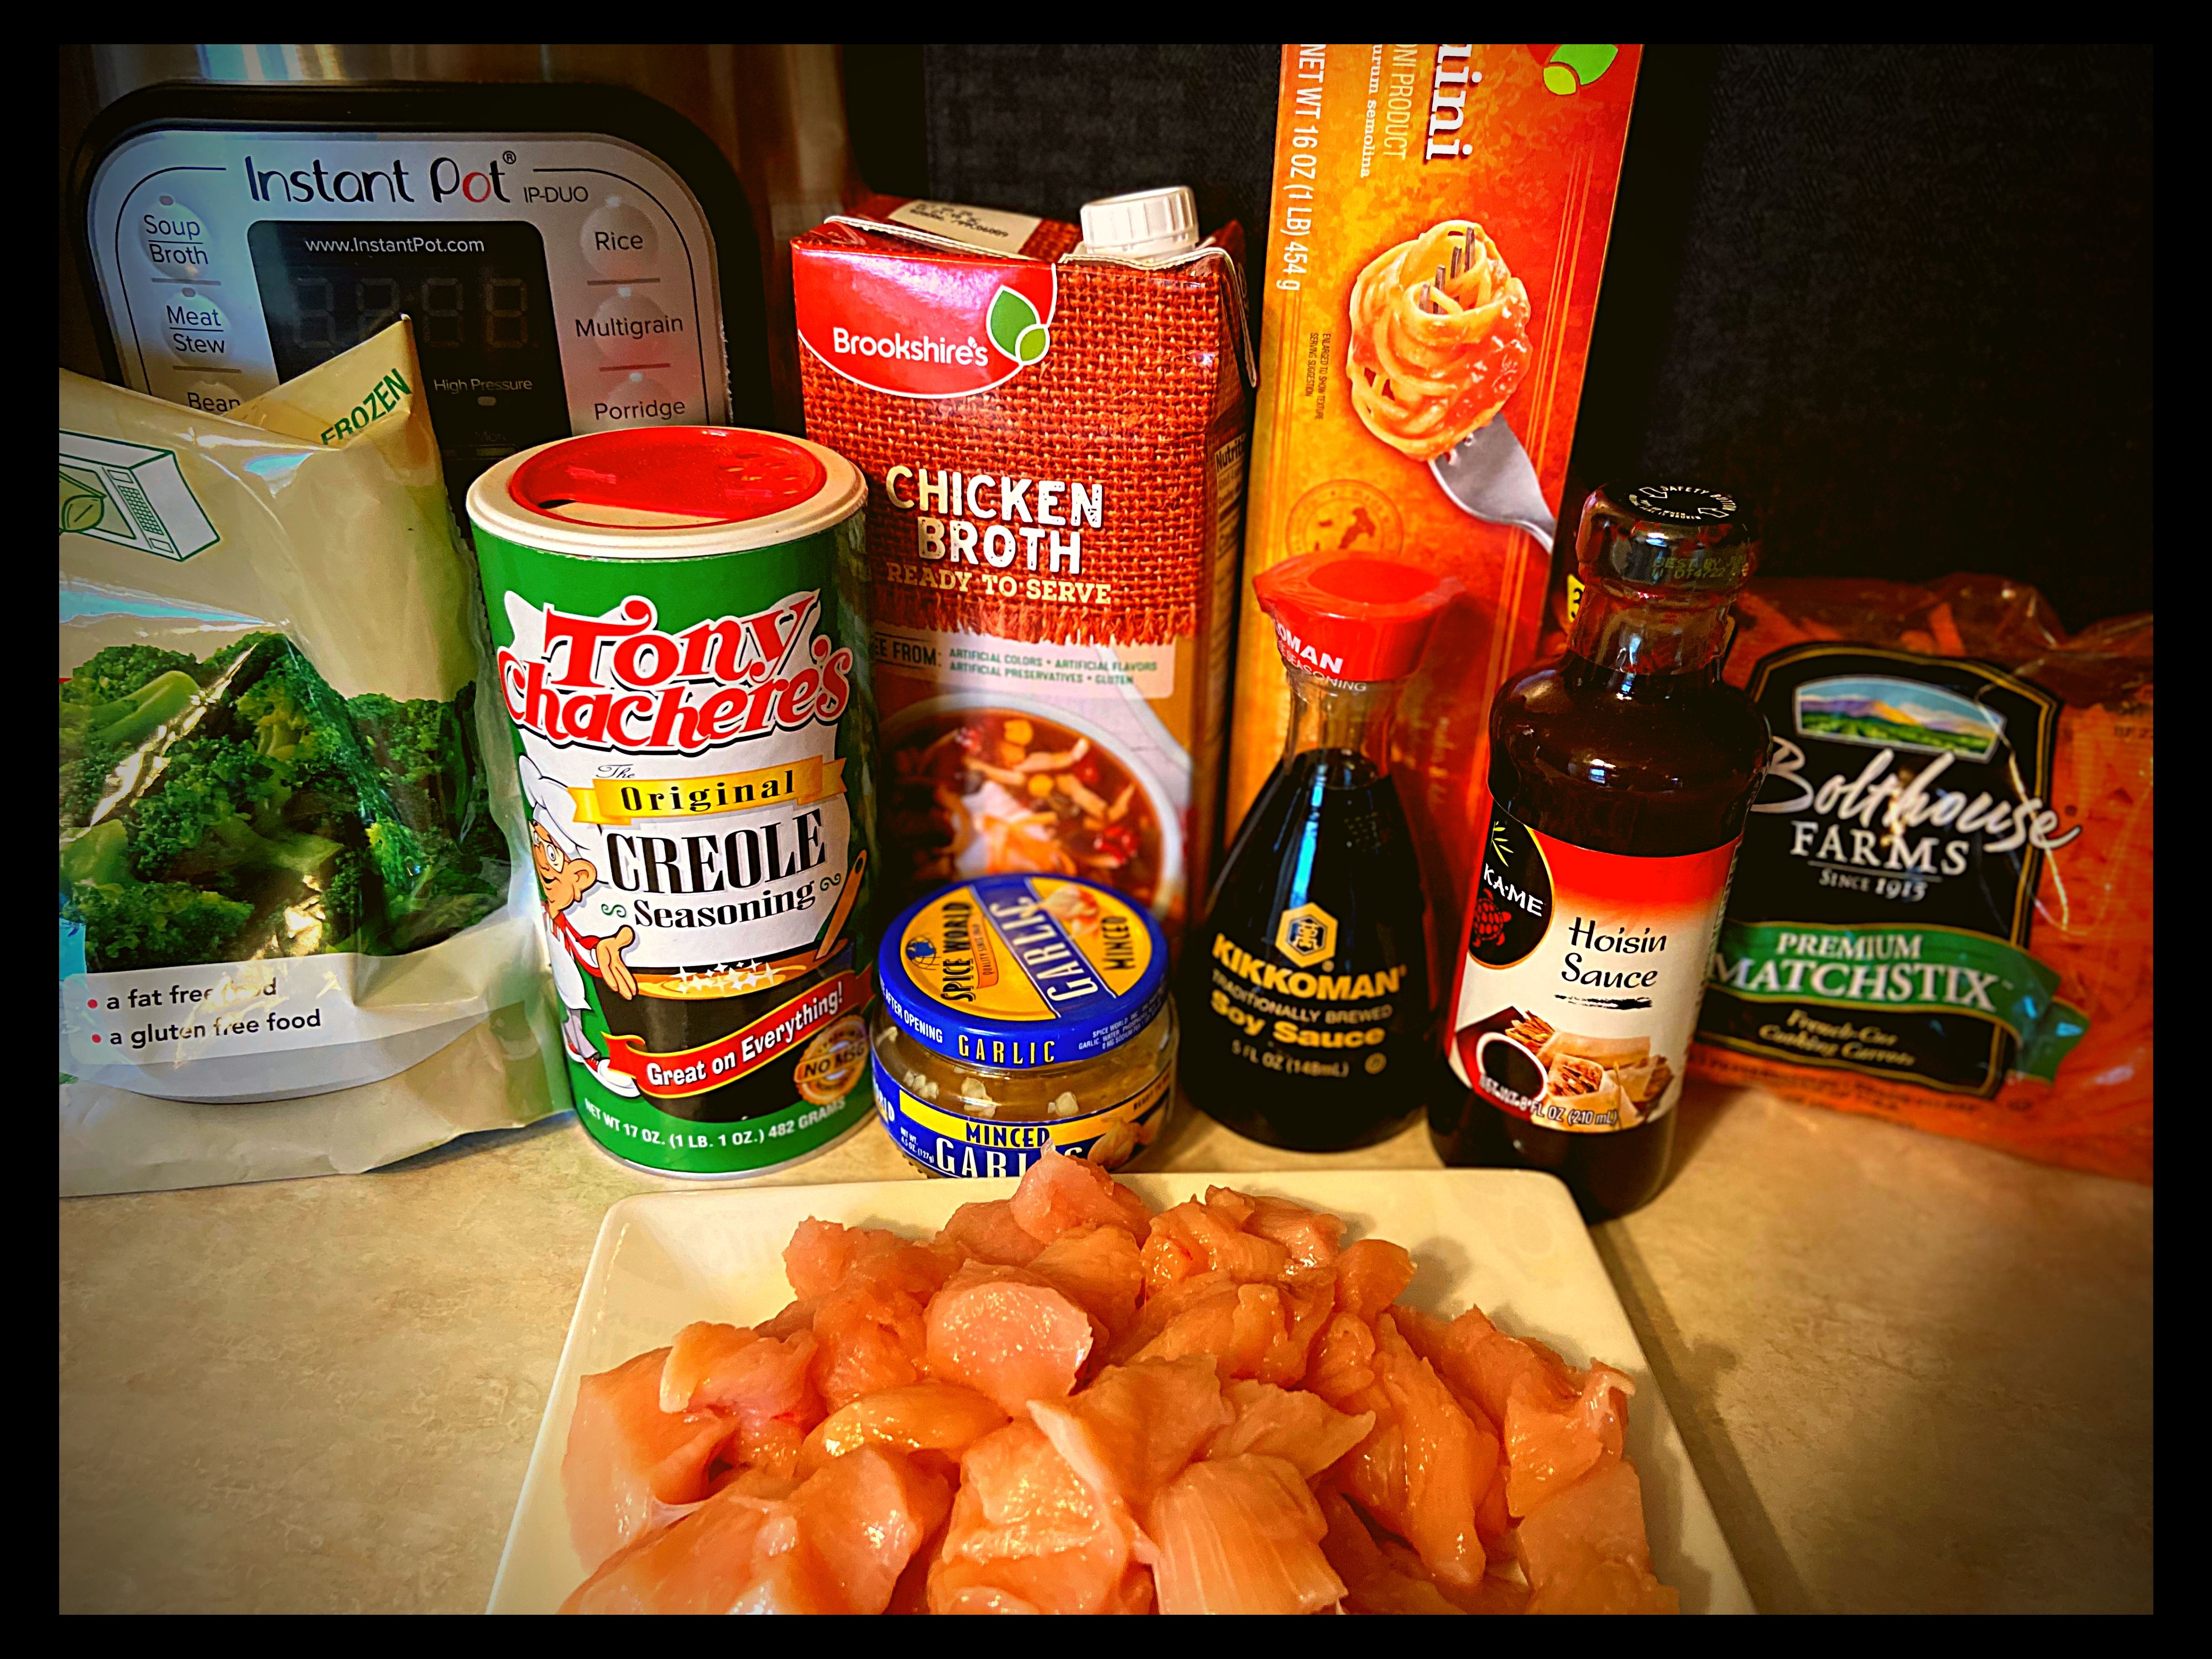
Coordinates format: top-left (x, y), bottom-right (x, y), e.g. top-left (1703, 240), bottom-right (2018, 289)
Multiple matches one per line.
top-left (794, 249), bottom-right (1056, 399)
top-left (498, 591), bottom-right (852, 755)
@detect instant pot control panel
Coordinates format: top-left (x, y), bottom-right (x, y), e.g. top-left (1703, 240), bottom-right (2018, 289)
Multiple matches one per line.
top-left (76, 85), bottom-right (767, 504)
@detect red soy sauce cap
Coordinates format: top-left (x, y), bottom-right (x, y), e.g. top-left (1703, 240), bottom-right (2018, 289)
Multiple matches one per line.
top-left (1253, 552), bottom-right (1461, 683)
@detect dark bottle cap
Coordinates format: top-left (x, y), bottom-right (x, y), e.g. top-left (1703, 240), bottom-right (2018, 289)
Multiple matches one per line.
top-left (1575, 482), bottom-right (1756, 592)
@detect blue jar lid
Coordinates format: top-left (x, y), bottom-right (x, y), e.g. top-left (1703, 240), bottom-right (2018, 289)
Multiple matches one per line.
top-left (877, 875), bottom-right (1168, 1070)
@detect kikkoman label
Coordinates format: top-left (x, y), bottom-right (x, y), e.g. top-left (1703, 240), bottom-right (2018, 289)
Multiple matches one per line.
top-left (1697, 644), bottom-right (2087, 1094)
top-left (1197, 899), bottom-right (1422, 1084)
top-left (469, 440), bottom-right (876, 1177)
top-left (1452, 810), bottom-right (1738, 1133)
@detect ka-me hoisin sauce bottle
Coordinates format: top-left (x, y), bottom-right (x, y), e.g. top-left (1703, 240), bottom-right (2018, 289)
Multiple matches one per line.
top-left (1432, 483), bottom-right (1767, 1218)
top-left (1181, 552), bottom-right (1457, 1151)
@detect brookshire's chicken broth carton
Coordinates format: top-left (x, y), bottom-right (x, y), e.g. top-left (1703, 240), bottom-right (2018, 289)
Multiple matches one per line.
top-left (794, 194), bottom-right (1253, 946)
top-left (1232, 45), bottom-right (1641, 922)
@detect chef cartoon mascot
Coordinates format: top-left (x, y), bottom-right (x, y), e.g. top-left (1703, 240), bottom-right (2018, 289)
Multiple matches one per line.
top-left (517, 756), bottom-right (640, 1098)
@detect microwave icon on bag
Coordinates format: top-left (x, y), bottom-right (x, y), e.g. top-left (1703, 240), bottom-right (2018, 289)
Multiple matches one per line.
top-left (59, 430), bottom-right (220, 561)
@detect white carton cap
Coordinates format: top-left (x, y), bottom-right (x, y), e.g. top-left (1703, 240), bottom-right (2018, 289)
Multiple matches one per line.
top-left (1078, 186), bottom-right (1200, 257)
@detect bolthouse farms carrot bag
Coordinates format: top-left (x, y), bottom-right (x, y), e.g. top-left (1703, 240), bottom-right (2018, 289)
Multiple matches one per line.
top-left (1692, 576), bottom-right (2153, 1184)
top-left (792, 192), bottom-right (1253, 945)
top-left (58, 323), bottom-right (561, 1194)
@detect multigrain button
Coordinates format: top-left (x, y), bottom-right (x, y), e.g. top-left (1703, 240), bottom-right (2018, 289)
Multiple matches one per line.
top-left (581, 197), bottom-right (658, 281)
top-left (588, 287), bottom-right (683, 363)
top-left (140, 192), bottom-right (215, 278)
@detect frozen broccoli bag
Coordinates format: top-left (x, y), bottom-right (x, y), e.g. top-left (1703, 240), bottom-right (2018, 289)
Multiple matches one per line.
top-left (58, 323), bottom-right (565, 1193)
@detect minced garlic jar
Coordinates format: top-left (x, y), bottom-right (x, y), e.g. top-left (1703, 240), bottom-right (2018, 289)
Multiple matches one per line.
top-left (872, 874), bottom-right (1176, 1176)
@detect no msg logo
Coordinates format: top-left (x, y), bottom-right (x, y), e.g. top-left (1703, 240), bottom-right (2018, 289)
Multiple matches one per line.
top-left (1468, 811), bottom-right (1552, 967)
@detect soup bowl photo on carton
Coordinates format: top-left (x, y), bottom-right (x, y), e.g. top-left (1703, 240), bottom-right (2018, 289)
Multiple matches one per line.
top-left (881, 693), bottom-right (1186, 926)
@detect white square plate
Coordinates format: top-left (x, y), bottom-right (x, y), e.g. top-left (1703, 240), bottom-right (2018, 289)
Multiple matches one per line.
top-left (489, 1169), bottom-right (1752, 1614)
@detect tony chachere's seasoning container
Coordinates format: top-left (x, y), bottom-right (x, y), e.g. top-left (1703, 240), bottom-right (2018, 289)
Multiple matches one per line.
top-left (467, 426), bottom-right (879, 1178)
top-left (872, 874), bottom-right (1175, 1176)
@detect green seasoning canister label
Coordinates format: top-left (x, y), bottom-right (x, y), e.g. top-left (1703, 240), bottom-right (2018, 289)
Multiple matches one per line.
top-left (472, 480), bottom-right (875, 1175)
top-left (1697, 645), bottom-right (2088, 1094)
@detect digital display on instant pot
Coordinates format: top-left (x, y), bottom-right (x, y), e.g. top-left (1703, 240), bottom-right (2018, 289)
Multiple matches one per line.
top-left (248, 218), bottom-right (568, 492)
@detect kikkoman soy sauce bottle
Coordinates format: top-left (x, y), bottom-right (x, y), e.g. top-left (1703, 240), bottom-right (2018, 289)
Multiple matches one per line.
top-left (1431, 483), bottom-right (1768, 1219)
top-left (1180, 552), bottom-right (1458, 1150)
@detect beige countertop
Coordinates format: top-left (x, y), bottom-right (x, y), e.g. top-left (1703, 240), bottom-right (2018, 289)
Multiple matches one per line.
top-left (58, 1082), bottom-right (2153, 1614)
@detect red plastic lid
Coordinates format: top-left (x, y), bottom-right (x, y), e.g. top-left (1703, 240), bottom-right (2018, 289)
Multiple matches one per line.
top-left (1253, 552), bottom-right (1461, 682)
top-left (508, 427), bottom-right (828, 529)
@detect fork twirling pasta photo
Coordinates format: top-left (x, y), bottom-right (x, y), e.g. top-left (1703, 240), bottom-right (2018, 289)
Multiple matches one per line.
top-left (1345, 220), bottom-right (1533, 462)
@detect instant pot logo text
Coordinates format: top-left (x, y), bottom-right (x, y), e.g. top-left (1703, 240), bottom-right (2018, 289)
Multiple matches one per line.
top-left (499, 591), bottom-right (853, 755)
top-left (243, 153), bottom-right (511, 206)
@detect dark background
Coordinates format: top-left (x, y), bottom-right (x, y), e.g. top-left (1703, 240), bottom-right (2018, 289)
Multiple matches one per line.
top-left (848, 44), bottom-right (2153, 629)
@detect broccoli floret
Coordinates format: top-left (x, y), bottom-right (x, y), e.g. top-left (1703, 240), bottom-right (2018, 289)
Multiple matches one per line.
top-left (61, 738), bottom-right (124, 827)
top-left (70, 881), bottom-right (253, 972)
top-left (59, 821), bottom-right (131, 889)
top-left (196, 632), bottom-right (289, 687)
top-left (125, 743), bottom-right (292, 885)
top-left (233, 648), bottom-right (397, 828)
top-left (86, 670), bottom-right (202, 751)
top-left (126, 737), bottom-right (339, 883)
top-left (234, 649), bottom-right (348, 764)
top-left (364, 816), bottom-right (425, 890)
top-left (60, 668), bottom-right (201, 823)
top-left (370, 820), bottom-right (502, 951)
top-left (322, 848), bottom-right (371, 949)
top-left (60, 669), bottom-right (205, 824)
top-left (349, 692), bottom-right (470, 834)
top-left (59, 644), bottom-right (199, 709)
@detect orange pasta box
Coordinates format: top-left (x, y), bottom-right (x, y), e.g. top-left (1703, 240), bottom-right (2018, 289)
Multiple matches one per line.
top-left (1232, 44), bottom-right (1641, 920)
top-left (794, 193), bottom-right (1252, 947)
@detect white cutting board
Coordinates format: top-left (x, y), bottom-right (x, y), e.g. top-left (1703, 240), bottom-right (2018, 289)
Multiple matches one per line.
top-left (489, 1169), bottom-right (1754, 1614)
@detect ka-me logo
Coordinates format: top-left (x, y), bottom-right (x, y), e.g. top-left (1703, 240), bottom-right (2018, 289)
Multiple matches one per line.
top-left (794, 246), bottom-right (1056, 399)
